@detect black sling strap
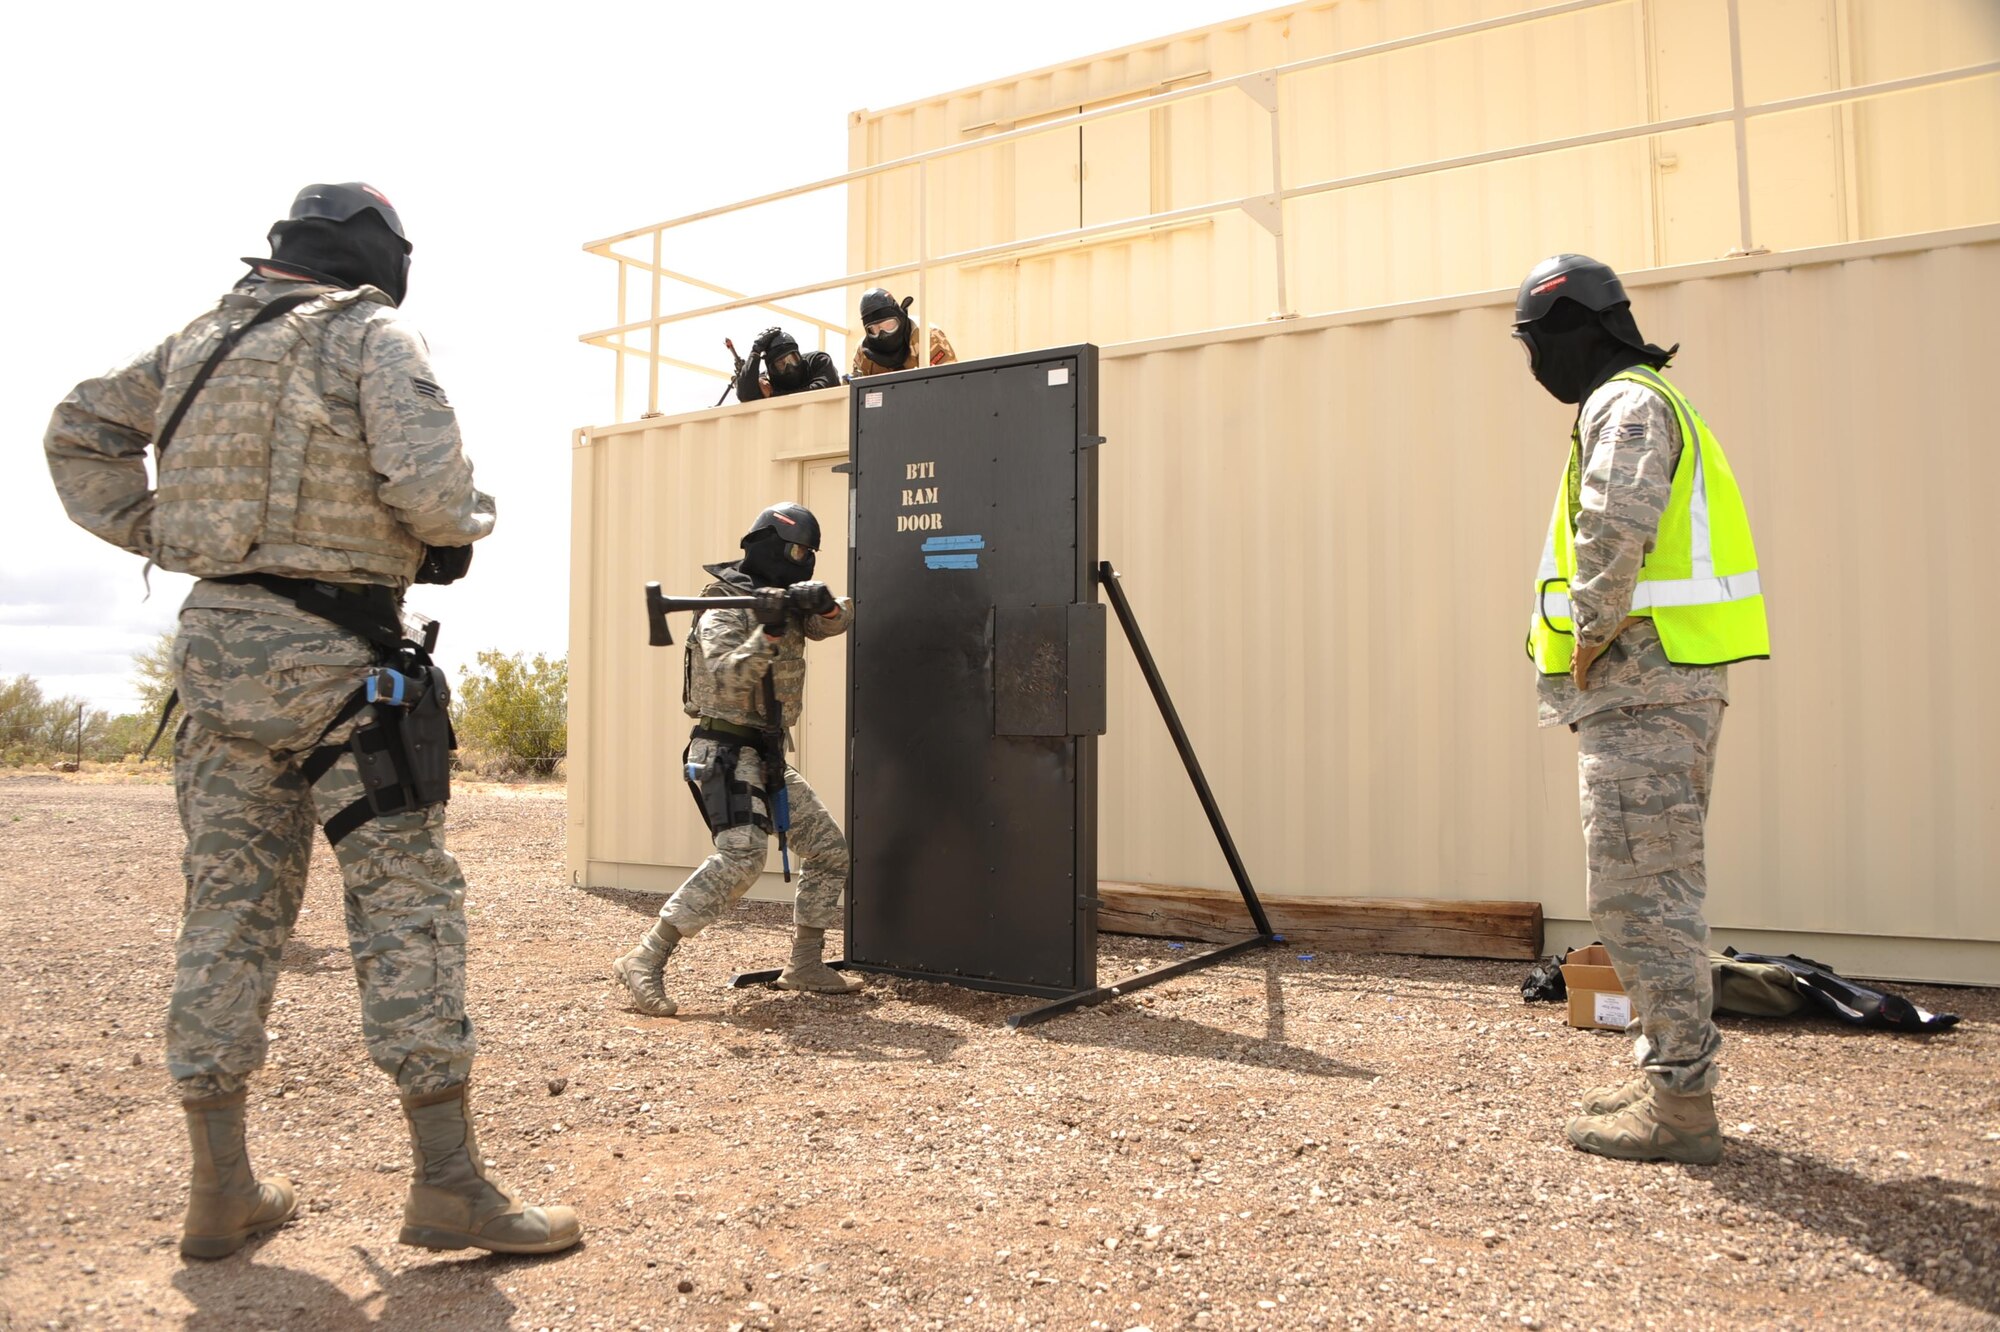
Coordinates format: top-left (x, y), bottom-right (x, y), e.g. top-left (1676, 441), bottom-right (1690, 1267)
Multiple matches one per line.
top-left (138, 289), bottom-right (333, 762)
top-left (154, 289), bottom-right (330, 457)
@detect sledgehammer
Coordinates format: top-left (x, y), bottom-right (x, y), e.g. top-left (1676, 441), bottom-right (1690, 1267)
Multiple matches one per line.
top-left (644, 582), bottom-right (784, 646)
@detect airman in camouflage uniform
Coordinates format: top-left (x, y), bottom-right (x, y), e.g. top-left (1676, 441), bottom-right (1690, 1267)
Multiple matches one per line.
top-left (1513, 254), bottom-right (1750, 1165)
top-left (613, 503), bottom-right (860, 1016)
top-left (851, 286), bottom-right (957, 378)
top-left (44, 183), bottom-right (579, 1258)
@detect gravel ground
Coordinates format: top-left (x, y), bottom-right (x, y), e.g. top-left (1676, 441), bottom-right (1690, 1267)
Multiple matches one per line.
top-left (0, 775), bottom-right (1994, 1332)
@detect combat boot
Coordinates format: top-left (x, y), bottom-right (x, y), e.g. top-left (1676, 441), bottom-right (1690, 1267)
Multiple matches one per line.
top-left (1567, 1085), bottom-right (1724, 1165)
top-left (180, 1090), bottom-right (297, 1259)
top-left (612, 918), bottom-right (680, 1016)
top-left (1580, 1075), bottom-right (1650, 1116)
top-left (775, 925), bottom-right (862, 993)
top-left (399, 1083), bottom-right (581, 1255)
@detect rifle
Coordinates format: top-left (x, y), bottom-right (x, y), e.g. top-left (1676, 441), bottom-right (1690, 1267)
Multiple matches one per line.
top-left (714, 337), bottom-right (747, 407)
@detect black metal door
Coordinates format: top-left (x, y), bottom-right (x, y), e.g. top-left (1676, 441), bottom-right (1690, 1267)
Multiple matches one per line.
top-left (845, 347), bottom-right (1102, 996)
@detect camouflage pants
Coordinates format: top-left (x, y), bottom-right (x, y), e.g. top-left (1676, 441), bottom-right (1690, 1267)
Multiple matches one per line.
top-left (167, 607), bottom-right (475, 1101)
top-left (661, 735), bottom-right (847, 936)
top-left (1577, 698), bottom-right (1726, 1096)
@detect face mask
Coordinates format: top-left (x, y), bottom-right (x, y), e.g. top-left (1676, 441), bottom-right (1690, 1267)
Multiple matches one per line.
top-left (769, 351), bottom-right (807, 391)
top-left (1519, 299), bottom-right (1679, 404)
top-left (1518, 302), bottom-right (1628, 405)
top-left (263, 214), bottom-right (411, 305)
top-left (863, 307), bottom-right (912, 367)
top-left (742, 537), bottom-right (815, 588)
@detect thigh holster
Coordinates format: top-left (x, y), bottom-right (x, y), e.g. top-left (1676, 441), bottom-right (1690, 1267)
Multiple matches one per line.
top-left (304, 662), bottom-right (455, 847)
top-left (683, 732), bottom-right (771, 838)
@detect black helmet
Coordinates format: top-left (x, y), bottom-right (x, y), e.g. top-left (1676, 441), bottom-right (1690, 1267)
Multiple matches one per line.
top-left (740, 503), bottom-right (820, 586)
top-left (1513, 254), bottom-right (1628, 327)
top-left (259, 181), bottom-right (414, 305)
top-left (282, 182), bottom-right (411, 246)
top-left (859, 287), bottom-right (907, 325)
top-left (743, 502), bottom-right (820, 552)
top-left (764, 328), bottom-right (800, 359)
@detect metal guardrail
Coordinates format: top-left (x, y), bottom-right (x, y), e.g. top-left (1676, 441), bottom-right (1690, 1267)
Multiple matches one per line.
top-left (581, 0), bottom-right (1999, 419)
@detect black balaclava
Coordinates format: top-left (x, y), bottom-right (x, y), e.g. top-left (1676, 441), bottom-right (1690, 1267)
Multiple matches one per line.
top-left (766, 332), bottom-right (807, 393)
top-left (861, 293), bottom-right (914, 368)
top-left (1521, 297), bottom-right (1673, 405)
top-left (740, 530), bottom-right (815, 587)
top-left (262, 211), bottom-right (411, 305)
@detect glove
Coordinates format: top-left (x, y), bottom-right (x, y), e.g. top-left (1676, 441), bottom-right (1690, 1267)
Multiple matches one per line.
top-left (752, 587), bottom-right (789, 634)
top-left (749, 327), bottom-right (782, 358)
top-left (786, 581), bottom-right (837, 615)
top-left (414, 544), bottom-right (474, 585)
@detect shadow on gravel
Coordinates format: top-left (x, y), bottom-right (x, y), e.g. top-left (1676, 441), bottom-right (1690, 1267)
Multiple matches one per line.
top-left (171, 1240), bottom-right (528, 1330)
top-left (278, 941), bottom-right (352, 975)
top-left (1709, 1140), bottom-right (2000, 1316)
top-left (576, 883), bottom-right (670, 918)
top-left (684, 994), bottom-right (970, 1063)
top-left (1024, 1007), bottom-right (1377, 1081)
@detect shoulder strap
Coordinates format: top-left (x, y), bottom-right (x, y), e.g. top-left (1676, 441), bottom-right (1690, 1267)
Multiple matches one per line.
top-left (155, 290), bottom-right (330, 457)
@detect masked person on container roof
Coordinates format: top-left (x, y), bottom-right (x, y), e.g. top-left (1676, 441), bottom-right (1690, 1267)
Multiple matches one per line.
top-left (1513, 254), bottom-right (1771, 1165)
top-left (736, 326), bottom-right (840, 402)
top-left (42, 184), bottom-right (579, 1258)
top-left (613, 503), bottom-right (861, 1015)
top-left (850, 287), bottom-right (956, 378)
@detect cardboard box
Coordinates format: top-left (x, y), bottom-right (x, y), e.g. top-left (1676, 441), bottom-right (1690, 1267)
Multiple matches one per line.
top-left (1559, 945), bottom-right (1633, 1030)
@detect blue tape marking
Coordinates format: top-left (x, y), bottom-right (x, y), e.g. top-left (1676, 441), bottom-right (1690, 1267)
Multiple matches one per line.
top-left (921, 534), bottom-right (986, 552)
top-left (365, 668), bottom-right (407, 706)
top-left (924, 553), bottom-right (979, 570)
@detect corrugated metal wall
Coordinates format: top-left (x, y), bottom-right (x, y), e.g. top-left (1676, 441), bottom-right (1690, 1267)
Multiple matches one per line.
top-left (842, 0), bottom-right (1999, 365)
top-left (570, 231), bottom-right (2000, 984)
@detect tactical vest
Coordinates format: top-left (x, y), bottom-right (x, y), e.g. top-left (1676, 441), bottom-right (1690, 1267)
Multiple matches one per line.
top-left (681, 567), bottom-right (810, 732)
top-left (1528, 365), bottom-right (1770, 673)
top-left (152, 289), bottom-right (423, 583)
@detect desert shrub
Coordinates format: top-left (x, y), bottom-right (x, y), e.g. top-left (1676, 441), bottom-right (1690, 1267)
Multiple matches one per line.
top-left (452, 651), bottom-right (567, 778)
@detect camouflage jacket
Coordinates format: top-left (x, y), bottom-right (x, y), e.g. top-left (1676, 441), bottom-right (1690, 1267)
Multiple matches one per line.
top-left (851, 326), bottom-right (957, 378)
top-left (45, 276), bottom-right (494, 589)
top-left (1538, 377), bottom-right (1728, 727)
top-left (683, 561), bottom-right (853, 734)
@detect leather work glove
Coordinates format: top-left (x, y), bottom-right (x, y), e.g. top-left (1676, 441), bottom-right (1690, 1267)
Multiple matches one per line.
top-left (415, 544), bottom-right (474, 585)
top-left (786, 581), bottom-right (837, 615)
top-left (752, 587), bottom-right (790, 636)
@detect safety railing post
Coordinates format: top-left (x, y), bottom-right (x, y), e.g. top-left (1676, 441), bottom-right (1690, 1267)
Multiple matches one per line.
top-left (647, 229), bottom-right (664, 415)
top-left (613, 257), bottom-right (628, 421)
top-left (917, 161), bottom-right (929, 368)
top-left (1725, 0), bottom-right (1759, 255)
top-left (1266, 72), bottom-right (1291, 318)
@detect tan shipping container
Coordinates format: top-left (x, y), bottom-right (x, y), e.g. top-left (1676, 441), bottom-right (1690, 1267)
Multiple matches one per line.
top-left (574, 1), bottom-right (2000, 984)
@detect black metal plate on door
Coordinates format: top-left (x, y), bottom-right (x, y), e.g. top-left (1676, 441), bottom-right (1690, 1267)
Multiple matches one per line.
top-left (845, 347), bottom-right (1100, 997)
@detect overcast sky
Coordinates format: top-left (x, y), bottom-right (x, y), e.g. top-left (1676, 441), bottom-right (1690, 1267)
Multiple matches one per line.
top-left (1, 0), bottom-right (1255, 714)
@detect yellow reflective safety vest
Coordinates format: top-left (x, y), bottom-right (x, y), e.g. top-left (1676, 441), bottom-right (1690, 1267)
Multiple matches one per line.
top-left (1528, 365), bottom-right (1769, 674)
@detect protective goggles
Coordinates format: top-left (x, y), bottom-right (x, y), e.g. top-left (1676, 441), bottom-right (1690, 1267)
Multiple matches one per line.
top-left (781, 541), bottom-right (814, 564)
top-left (1512, 325), bottom-right (1539, 370)
top-left (863, 314), bottom-right (903, 336)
